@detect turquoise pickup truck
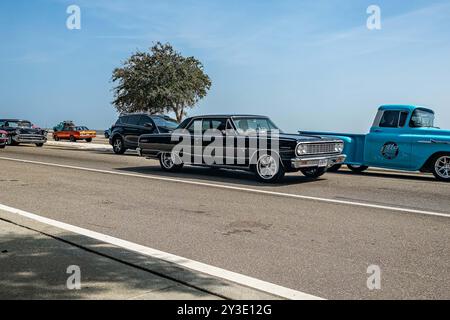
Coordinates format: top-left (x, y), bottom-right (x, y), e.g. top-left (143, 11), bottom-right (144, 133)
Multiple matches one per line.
top-left (301, 105), bottom-right (450, 182)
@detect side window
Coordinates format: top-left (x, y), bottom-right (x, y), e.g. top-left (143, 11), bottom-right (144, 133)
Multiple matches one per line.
top-left (187, 119), bottom-right (203, 133)
top-left (128, 115), bottom-right (141, 125)
top-left (118, 116), bottom-right (128, 125)
top-left (379, 111), bottom-right (400, 128)
top-left (138, 116), bottom-right (152, 126)
top-left (210, 119), bottom-right (227, 131)
top-left (399, 112), bottom-right (409, 127)
top-left (202, 120), bottom-right (211, 132)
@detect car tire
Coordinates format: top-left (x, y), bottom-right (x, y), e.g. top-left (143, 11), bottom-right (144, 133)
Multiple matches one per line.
top-left (327, 164), bottom-right (342, 172)
top-left (159, 152), bottom-right (184, 172)
top-left (431, 154), bottom-right (450, 182)
top-left (85, 138), bottom-right (93, 143)
top-left (300, 167), bottom-right (327, 179)
top-left (112, 136), bottom-right (126, 155)
top-left (253, 154), bottom-right (285, 183)
top-left (0, 144), bottom-right (5, 149)
top-left (347, 165), bottom-right (369, 173)
top-left (69, 136), bottom-right (76, 142)
top-left (35, 143), bottom-right (44, 147)
top-left (54, 136), bottom-right (59, 141)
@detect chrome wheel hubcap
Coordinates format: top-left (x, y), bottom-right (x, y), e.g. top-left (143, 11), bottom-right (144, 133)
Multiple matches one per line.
top-left (161, 152), bottom-right (176, 169)
top-left (114, 139), bottom-right (122, 151)
top-left (257, 155), bottom-right (278, 179)
top-left (435, 156), bottom-right (450, 179)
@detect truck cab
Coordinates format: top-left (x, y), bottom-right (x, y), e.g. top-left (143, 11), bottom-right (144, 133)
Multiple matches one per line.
top-left (300, 105), bottom-right (450, 181)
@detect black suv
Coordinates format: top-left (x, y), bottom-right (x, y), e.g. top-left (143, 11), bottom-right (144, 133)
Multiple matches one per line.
top-left (109, 113), bottom-right (178, 154)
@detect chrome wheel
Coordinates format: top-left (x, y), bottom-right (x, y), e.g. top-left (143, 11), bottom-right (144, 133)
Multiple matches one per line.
top-left (257, 155), bottom-right (279, 180)
top-left (161, 152), bottom-right (176, 170)
top-left (114, 139), bottom-right (122, 151)
top-left (434, 156), bottom-right (450, 179)
top-left (159, 152), bottom-right (183, 172)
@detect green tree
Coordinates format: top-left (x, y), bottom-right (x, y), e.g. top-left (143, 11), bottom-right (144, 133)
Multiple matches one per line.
top-left (112, 42), bottom-right (212, 122)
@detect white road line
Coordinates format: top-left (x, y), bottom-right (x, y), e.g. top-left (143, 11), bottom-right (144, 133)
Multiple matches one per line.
top-left (0, 203), bottom-right (322, 300)
top-left (1, 156), bottom-right (449, 219)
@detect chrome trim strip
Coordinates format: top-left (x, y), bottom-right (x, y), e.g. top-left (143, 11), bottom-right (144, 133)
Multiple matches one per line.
top-left (418, 139), bottom-right (450, 145)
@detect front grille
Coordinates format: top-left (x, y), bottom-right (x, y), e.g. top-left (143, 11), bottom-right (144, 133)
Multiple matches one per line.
top-left (18, 135), bottom-right (45, 141)
top-left (305, 143), bottom-right (336, 155)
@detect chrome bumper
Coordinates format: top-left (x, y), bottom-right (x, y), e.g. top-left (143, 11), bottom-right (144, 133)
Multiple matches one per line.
top-left (291, 154), bottom-right (347, 169)
top-left (13, 135), bottom-right (47, 144)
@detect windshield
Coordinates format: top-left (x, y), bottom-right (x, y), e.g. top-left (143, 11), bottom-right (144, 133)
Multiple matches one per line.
top-left (1, 120), bottom-right (32, 128)
top-left (153, 117), bottom-right (179, 130)
top-left (410, 109), bottom-right (435, 128)
top-left (233, 117), bottom-right (280, 134)
top-left (75, 126), bottom-right (89, 131)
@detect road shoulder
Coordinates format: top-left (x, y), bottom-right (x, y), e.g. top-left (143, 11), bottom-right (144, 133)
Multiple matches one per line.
top-left (0, 209), bottom-right (281, 300)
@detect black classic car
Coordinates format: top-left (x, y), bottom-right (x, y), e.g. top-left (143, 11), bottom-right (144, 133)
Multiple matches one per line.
top-left (137, 115), bottom-right (346, 182)
top-left (0, 119), bottom-right (47, 147)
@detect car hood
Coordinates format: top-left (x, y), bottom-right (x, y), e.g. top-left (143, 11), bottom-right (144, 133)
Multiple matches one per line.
top-left (278, 132), bottom-right (339, 142)
top-left (15, 127), bottom-right (45, 135)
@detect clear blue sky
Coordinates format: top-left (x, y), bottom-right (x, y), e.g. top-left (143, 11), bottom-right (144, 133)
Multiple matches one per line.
top-left (1, 0), bottom-right (449, 131)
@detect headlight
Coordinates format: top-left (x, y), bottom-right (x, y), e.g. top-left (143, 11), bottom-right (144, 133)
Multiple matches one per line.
top-left (15, 129), bottom-right (21, 135)
top-left (335, 142), bottom-right (344, 153)
top-left (1, 133), bottom-right (5, 138)
top-left (296, 143), bottom-right (308, 156)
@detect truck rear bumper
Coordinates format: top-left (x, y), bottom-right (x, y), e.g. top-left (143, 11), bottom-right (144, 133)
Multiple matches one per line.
top-left (291, 154), bottom-right (347, 169)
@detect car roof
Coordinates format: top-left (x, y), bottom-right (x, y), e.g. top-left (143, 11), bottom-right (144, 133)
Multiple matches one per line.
top-left (378, 105), bottom-right (434, 113)
top-left (187, 115), bottom-right (269, 119)
top-left (0, 119), bottom-right (31, 122)
top-left (119, 113), bottom-right (176, 120)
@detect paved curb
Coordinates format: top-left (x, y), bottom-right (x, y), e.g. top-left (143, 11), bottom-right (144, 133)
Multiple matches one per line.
top-left (0, 210), bottom-right (283, 300)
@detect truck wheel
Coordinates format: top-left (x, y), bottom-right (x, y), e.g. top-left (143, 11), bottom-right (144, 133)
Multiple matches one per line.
top-left (432, 155), bottom-right (450, 182)
top-left (254, 154), bottom-right (285, 183)
top-left (347, 165), bottom-right (369, 173)
top-left (327, 164), bottom-right (342, 172)
top-left (85, 138), bottom-right (93, 143)
top-left (112, 137), bottom-right (126, 154)
top-left (159, 152), bottom-right (183, 172)
top-left (301, 167), bottom-right (327, 179)
top-left (69, 136), bottom-right (76, 142)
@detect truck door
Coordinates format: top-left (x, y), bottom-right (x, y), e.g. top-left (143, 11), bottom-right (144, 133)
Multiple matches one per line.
top-left (365, 110), bottom-right (413, 170)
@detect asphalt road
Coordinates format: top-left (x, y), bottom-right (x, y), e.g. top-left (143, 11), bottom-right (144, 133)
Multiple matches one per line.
top-left (0, 144), bottom-right (449, 299)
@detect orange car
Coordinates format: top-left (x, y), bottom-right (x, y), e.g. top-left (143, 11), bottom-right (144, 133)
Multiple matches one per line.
top-left (53, 126), bottom-right (96, 142)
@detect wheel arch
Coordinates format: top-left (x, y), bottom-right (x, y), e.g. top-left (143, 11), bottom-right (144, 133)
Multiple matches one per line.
top-left (420, 151), bottom-right (450, 172)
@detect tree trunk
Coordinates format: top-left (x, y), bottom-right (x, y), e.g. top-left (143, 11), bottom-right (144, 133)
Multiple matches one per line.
top-left (174, 105), bottom-right (184, 123)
